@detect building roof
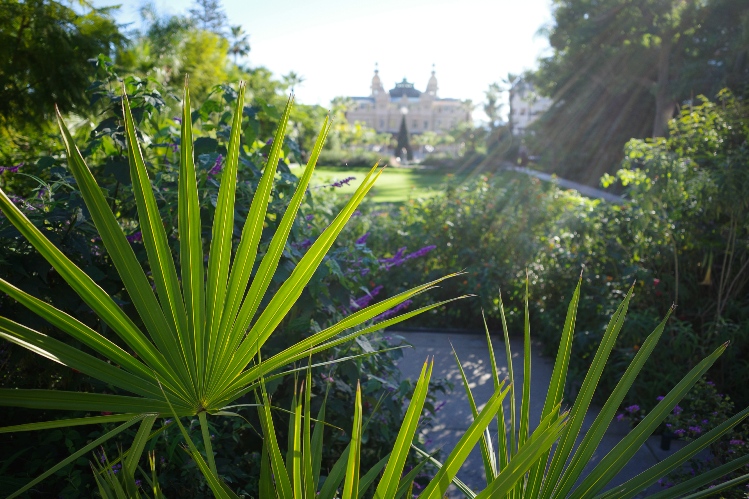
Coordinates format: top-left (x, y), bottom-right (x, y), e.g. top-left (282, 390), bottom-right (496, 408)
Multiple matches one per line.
top-left (389, 78), bottom-right (422, 98)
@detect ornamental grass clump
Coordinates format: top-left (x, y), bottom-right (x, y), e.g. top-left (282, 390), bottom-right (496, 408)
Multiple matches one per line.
top-left (0, 81), bottom-right (463, 497)
top-left (248, 279), bottom-right (749, 498)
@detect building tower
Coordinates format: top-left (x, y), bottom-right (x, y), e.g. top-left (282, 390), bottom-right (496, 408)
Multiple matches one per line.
top-left (371, 63), bottom-right (385, 97)
top-left (425, 64), bottom-right (438, 97)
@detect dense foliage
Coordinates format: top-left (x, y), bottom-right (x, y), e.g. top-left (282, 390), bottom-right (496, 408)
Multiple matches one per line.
top-left (0, 0), bottom-right (123, 127)
top-left (528, 0), bottom-right (749, 184)
top-left (361, 91), bottom-right (749, 413)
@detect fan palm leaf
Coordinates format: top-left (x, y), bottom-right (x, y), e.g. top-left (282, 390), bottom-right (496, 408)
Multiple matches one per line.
top-left (0, 81), bottom-right (459, 497)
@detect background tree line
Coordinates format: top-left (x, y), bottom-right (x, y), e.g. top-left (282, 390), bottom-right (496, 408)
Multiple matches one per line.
top-left (0, 0), bottom-right (324, 167)
top-left (519, 0), bottom-right (749, 185)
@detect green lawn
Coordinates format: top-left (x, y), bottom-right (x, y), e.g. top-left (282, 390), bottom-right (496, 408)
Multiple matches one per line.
top-left (291, 165), bottom-right (478, 203)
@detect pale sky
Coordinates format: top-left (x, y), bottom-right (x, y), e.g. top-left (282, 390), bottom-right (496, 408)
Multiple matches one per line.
top-left (104, 0), bottom-right (554, 121)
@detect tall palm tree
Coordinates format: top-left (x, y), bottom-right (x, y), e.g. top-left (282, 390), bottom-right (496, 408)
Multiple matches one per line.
top-left (283, 71), bottom-right (306, 93)
top-left (228, 25), bottom-right (250, 66)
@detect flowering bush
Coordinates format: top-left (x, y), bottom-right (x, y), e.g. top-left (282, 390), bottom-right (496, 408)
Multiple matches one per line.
top-left (617, 378), bottom-right (749, 496)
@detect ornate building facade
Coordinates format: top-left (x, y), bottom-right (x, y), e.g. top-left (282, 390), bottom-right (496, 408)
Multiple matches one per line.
top-left (510, 78), bottom-right (553, 136)
top-left (345, 66), bottom-right (470, 135)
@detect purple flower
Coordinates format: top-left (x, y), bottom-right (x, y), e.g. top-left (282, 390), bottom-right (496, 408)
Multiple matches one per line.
top-left (360, 268), bottom-right (370, 276)
top-left (673, 405), bottom-right (683, 415)
top-left (0, 162), bottom-right (23, 173)
top-left (173, 117), bottom-right (182, 124)
top-left (321, 373), bottom-right (334, 383)
top-left (625, 405), bottom-right (640, 413)
top-left (702, 419), bottom-right (709, 424)
top-left (293, 238), bottom-right (312, 250)
top-left (656, 395), bottom-right (665, 401)
top-left (305, 214), bottom-right (314, 221)
top-left (208, 154), bottom-right (223, 176)
top-left (379, 247), bottom-right (408, 269)
top-left (126, 231), bottom-right (143, 243)
top-left (731, 439), bottom-right (745, 446)
top-left (616, 413), bottom-right (624, 422)
top-left (405, 245), bottom-right (436, 261)
top-left (352, 285), bottom-right (383, 310)
top-left (379, 245), bottom-right (436, 270)
top-left (2, 195), bottom-right (38, 214)
top-left (356, 232), bottom-right (370, 245)
top-left (135, 479), bottom-right (142, 488)
top-left (706, 381), bottom-right (715, 386)
top-left (331, 176), bottom-right (356, 188)
top-left (658, 478), bottom-right (676, 488)
top-left (688, 426), bottom-right (702, 434)
top-left (674, 428), bottom-right (686, 437)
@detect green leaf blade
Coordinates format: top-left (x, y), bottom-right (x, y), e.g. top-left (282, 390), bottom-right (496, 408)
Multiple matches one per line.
top-left (542, 285), bottom-right (634, 499)
top-left (204, 82), bottom-right (247, 381)
top-left (0, 317), bottom-right (162, 400)
top-left (122, 93), bottom-right (195, 396)
top-left (569, 342), bottom-right (730, 498)
top-left (213, 96), bottom-right (296, 370)
top-left (374, 358), bottom-right (433, 499)
top-left (554, 306), bottom-right (672, 499)
top-left (342, 381), bottom-right (362, 499)
top-left (178, 81), bottom-right (207, 396)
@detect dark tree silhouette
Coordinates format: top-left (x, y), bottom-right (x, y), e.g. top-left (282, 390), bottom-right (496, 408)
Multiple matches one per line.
top-left (396, 115), bottom-right (413, 161)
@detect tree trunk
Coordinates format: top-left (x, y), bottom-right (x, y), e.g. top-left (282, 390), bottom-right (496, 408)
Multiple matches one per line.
top-left (653, 35), bottom-right (676, 138)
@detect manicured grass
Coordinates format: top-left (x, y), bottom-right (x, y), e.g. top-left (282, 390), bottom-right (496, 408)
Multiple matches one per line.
top-left (291, 165), bottom-right (478, 203)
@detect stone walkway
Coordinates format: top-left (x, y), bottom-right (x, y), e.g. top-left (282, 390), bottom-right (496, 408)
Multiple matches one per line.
top-left (394, 330), bottom-right (681, 498)
top-left (502, 164), bottom-right (625, 204)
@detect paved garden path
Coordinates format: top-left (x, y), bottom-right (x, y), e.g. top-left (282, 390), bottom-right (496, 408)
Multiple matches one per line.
top-left (394, 330), bottom-right (678, 498)
top-left (502, 164), bottom-right (625, 204)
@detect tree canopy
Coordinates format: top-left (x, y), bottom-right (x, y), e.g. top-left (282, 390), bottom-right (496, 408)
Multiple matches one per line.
top-left (0, 0), bottom-right (123, 127)
top-left (189, 0), bottom-right (228, 34)
top-left (529, 0), bottom-right (749, 185)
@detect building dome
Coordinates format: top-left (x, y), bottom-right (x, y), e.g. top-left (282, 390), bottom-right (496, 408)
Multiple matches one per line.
top-left (389, 78), bottom-right (422, 98)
